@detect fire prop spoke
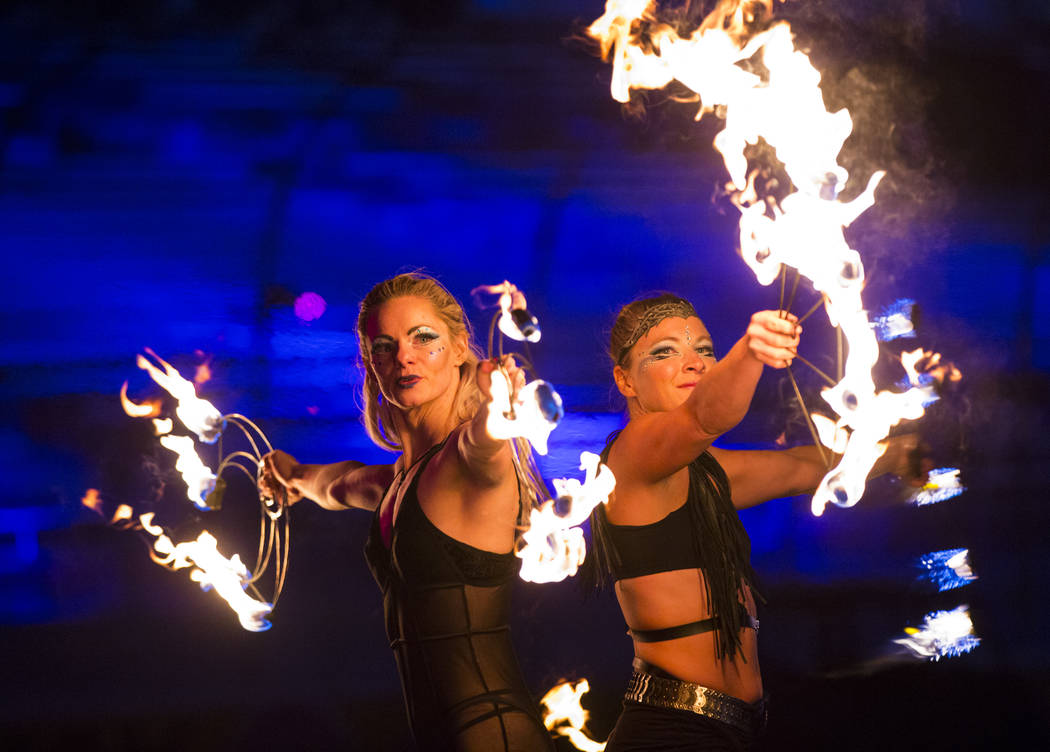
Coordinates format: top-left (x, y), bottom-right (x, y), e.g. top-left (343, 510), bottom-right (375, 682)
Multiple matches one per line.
top-left (586, 1), bottom-right (959, 516)
top-left (88, 352), bottom-right (288, 632)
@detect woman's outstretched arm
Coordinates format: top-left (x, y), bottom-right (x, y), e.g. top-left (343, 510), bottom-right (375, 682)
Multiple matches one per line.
top-left (259, 450), bottom-right (393, 512)
top-left (710, 434), bottom-right (929, 509)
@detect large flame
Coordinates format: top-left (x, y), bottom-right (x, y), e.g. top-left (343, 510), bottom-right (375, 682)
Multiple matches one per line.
top-left (138, 513), bottom-right (273, 632)
top-left (136, 348), bottom-right (224, 443)
top-left (517, 452), bottom-right (616, 583)
top-left (587, 0), bottom-right (951, 515)
top-left (540, 679), bottom-right (607, 752)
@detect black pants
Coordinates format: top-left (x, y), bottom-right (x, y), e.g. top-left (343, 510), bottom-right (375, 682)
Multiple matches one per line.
top-left (605, 700), bottom-right (758, 752)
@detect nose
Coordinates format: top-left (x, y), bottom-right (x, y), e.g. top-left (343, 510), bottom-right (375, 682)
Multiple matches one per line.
top-left (683, 351), bottom-right (706, 374)
top-left (395, 340), bottom-right (415, 367)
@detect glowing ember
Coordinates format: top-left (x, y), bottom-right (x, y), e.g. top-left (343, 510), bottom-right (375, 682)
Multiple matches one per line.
top-left (136, 349), bottom-right (224, 443)
top-left (909, 467), bottom-right (965, 507)
top-left (517, 452), bottom-right (616, 583)
top-left (158, 434), bottom-right (218, 508)
top-left (917, 548), bottom-right (976, 592)
top-left (586, 0), bottom-right (951, 516)
top-left (138, 513), bottom-right (273, 632)
top-left (893, 605), bottom-right (980, 661)
top-left (119, 381), bottom-right (161, 418)
top-left (540, 679), bottom-right (607, 752)
top-left (81, 489), bottom-right (138, 528)
top-left (81, 488), bottom-right (103, 513)
top-left (486, 369), bottom-right (563, 454)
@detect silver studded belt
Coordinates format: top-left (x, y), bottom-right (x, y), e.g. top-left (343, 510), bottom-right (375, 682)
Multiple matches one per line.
top-left (623, 659), bottom-right (766, 735)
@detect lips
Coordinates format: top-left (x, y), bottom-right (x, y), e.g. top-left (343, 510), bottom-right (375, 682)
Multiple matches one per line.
top-left (677, 382), bottom-right (698, 389)
top-left (397, 375), bottom-right (422, 388)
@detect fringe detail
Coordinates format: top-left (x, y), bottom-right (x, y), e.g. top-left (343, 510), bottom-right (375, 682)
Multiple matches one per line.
top-left (581, 431), bottom-right (760, 660)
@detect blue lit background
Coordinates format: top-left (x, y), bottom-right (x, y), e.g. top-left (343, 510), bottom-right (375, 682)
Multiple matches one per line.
top-left (2, 1), bottom-right (1048, 748)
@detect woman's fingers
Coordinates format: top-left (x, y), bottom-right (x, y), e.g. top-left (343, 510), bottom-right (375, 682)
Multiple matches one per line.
top-left (748, 310), bottom-right (801, 368)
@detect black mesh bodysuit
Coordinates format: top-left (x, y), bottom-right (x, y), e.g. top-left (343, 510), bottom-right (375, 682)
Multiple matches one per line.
top-left (363, 442), bottom-right (554, 752)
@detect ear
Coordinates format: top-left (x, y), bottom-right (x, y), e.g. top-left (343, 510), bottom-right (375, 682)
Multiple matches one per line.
top-left (452, 331), bottom-right (469, 367)
top-left (613, 364), bottom-right (636, 398)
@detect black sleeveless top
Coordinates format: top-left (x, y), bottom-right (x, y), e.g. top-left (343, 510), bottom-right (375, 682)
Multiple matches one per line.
top-left (363, 440), bottom-right (554, 752)
top-left (585, 432), bottom-right (759, 658)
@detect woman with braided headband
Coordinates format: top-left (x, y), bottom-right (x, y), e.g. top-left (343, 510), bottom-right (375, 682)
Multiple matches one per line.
top-left (584, 294), bottom-right (921, 751)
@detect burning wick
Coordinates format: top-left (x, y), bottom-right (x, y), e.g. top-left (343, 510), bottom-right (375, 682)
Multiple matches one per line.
top-left (892, 605), bottom-right (980, 661)
top-left (135, 348), bottom-right (224, 443)
top-left (517, 452), bottom-right (616, 583)
top-left (486, 369), bottom-right (563, 455)
top-left (472, 280), bottom-right (541, 343)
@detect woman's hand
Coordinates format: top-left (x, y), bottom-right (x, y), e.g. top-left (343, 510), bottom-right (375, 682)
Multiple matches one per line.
top-left (746, 310), bottom-right (801, 369)
top-left (476, 355), bottom-right (526, 406)
top-left (258, 449), bottom-right (304, 505)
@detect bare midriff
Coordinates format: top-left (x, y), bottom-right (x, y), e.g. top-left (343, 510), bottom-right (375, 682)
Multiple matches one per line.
top-left (614, 568), bottom-right (763, 703)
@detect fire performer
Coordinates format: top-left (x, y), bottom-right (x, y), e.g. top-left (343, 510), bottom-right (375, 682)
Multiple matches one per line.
top-left (583, 294), bottom-right (921, 751)
top-left (258, 273), bottom-right (555, 752)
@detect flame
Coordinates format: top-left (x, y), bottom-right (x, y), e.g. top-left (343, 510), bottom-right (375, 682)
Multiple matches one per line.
top-left (909, 467), bottom-right (965, 507)
top-left (158, 434), bottom-right (218, 508)
top-left (152, 417), bottom-right (174, 436)
top-left (540, 679), bottom-right (607, 752)
top-left (918, 548), bottom-right (976, 592)
top-left (138, 513), bottom-right (273, 632)
top-left (517, 452), bottom-right (616, 583)
top-left (136, 349), bottom-right (224, 443)
top-left (587, 0), bottom-right (951, 516)
top-left (120, 381), bottom-right (161, 418)
top-left (892, 605), bottom-right (980, 661)
top-left (486, 369), bottom-right (562, 454)
top-left (81, 489), bottom-right (139, 528)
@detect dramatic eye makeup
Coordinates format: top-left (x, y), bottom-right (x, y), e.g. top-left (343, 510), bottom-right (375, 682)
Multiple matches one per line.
top-left (409, 325), bottom-right (440, 347)
top-left (370, 335), bottom-right (395, 359)
top-left (639, 340), bottom-right (682, 369)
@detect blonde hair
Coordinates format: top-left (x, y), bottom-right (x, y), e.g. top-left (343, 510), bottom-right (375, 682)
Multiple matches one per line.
top-left (357, 273), bottom-right (483, 451)
top-left (356, 273), bottom-right (550, 530)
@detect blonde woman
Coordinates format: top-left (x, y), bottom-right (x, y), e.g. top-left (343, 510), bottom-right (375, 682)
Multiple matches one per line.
top-left (260, 273), bottom-right (554, 752)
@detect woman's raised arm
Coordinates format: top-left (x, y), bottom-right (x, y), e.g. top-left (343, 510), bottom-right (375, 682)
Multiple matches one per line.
top-left (612, 310), bottom-right (800, 484)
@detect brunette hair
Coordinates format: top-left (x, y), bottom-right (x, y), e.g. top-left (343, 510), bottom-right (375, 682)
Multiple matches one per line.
top-left (608, 293), bottom-right (699, 367)
top-left (356, 273), bottom-right (483, 451)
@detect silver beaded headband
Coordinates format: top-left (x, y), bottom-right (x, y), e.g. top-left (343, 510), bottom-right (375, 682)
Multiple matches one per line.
top-left (616, 298), bottom-right (698, 365)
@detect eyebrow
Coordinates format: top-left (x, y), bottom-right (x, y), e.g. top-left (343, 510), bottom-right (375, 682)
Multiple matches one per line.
top-left (648, 334), bottom-right (713, 349)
